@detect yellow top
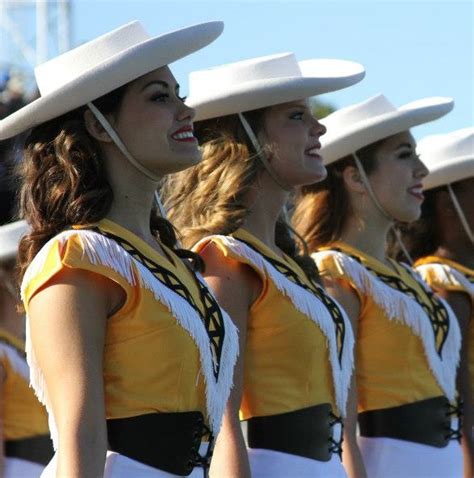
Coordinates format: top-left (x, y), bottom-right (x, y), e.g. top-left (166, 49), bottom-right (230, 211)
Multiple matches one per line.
top-left (0, 328), bottom-right (49, 440)
top-left (21, 219), bottom-right (238, 447)
top-left (414, 256), bottom-right (474, 399)
top-left (195, 229), bottom-right (354, 419)
top-left (314, 242), bottom-right (461, 412)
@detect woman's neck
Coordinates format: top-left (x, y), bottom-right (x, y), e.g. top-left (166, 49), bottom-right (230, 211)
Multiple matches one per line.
top-left (340, 213), bottom-right (393, 265)
top-left (241, 173), bottom-right (289, 256)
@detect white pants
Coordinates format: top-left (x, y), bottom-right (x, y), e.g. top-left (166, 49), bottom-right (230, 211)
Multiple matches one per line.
top-left (358, 436), bottom-right (463, 478)
top-left (248, 448), bottom-right (348, 478)
top-left (4, 457), bottom-right (44, 478)
top-left (41, 444), bottom-right (210, 477)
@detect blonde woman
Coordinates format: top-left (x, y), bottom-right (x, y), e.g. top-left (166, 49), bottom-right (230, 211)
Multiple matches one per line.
top-left (0, 21), bottom-right (238, 477)
top-left (163, 53), bottom-right (364, 477)
top-left (293, 94), bottom-right (463, 477)
top-left (0, 219), bottom-right (53, 477)
top-left (390, 127), bottom-right (474, 477)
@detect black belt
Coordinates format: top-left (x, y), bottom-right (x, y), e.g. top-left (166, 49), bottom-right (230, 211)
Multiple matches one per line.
top-left (107, 411), bottom-right (214, 477)
top-left (5, 434), bottom-right (54, 465)
top-left (358, 396), bottom-right (462, 448)
top-left (246, 403), bottom-right (343, 462)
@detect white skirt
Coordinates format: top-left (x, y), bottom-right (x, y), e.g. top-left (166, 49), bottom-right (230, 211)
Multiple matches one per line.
top-left (248, 448), bottom-right (347, 478)
top-left (41, 444), bottom-right (210, 478)
top-left (358, 436), bottom-right (463, 478)
top-left (4, 457), bottom-right (44, 478)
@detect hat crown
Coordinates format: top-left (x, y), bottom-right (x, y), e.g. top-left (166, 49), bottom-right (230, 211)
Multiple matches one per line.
top-left (35, 21), bottom-right (149, 96)
top-left (322, 94), bottom-right (396, 133)
top-left (418, 127), bottom-right (474, 165)
top-left (189, 52), bottom-right (301, 97)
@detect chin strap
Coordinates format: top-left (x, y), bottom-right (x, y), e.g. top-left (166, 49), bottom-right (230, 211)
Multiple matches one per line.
top-left (447, 184), bottom-right (474, 245)
top-left (238, 112), bottom-right (292, 192)
top-left (352, 152), bottom-right (414, 265)
top-left (87, 102), bottom-right (165, 216)
top-left (87, 102), bottom-right (162, 182)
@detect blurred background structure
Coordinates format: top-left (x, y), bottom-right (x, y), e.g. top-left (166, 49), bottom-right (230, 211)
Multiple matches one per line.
top-left (0, 0), bottom-right (472, 223)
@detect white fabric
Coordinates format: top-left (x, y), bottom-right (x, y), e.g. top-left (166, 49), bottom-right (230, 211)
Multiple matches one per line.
top-left (4, 457), bottom-right (44, 478)
top-left (358, 436), bottom-right (463, 478)
top-left (320, 94), bottom-right (454, 165)
top-left (187, 53), bottom-right (365, 121)
top-left (418, 127), bottom-right (474, 190)
top-left (0, 21), bottom-right (224, 140)
top-left (0, 220), bottom-right (28, 262)
top-left (248, 448), bottom-right (347, 478)
top-left (41, 444), bottom-right (210, 477)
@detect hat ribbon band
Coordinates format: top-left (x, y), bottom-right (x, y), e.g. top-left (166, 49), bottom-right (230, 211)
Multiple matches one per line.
top-left (87, 102), bottom-right (167, 217)
top-left (447, 184), bottom-right (474, 245)
top-left (238, 113), bottom-right (292, 192)
top-left (353, 153), bottom-right (413, 264)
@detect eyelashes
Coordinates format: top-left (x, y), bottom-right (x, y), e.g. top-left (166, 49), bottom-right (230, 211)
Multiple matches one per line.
top-left (150, 93), bottom-right (187, 103)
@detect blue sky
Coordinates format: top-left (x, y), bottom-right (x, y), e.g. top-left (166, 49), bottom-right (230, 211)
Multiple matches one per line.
top-left (1, 0), bottom-right (473, 140)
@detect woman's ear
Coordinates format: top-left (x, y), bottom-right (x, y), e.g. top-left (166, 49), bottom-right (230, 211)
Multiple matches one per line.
top-left (83, 109), bottom-right (112, 143)
top-left (341, 165), bottom-right (366, 194)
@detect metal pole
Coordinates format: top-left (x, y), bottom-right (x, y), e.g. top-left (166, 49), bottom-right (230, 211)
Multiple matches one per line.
top-left (57, 0), bottom-right (71, 53)
top-left (36, 0), bottom-right (48, 65)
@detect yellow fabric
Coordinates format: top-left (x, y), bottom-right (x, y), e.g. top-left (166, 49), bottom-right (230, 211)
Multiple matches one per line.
top-left (22, 219), bottom-right (210, 423)
top-left (0, 329), bottom-right (49, 440)
top-left (317, 242), bottom-right (444, 412)
top-left (415, 256), bottom-right (474, 399)
top-left (199, 229), bottom-right (337, 419)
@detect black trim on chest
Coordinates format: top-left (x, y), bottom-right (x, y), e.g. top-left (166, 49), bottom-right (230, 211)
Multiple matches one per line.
top-left (91, 227), bottom-right (226, 380)
top-left (237, 239), bottom-right (346, 365)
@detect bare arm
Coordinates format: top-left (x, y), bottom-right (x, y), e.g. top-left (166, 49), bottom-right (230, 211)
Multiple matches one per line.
top-left (322, 275), bottom-right (367, 478)
top-left (441, 290), bottom-right (473, 478)
top-left (28, 268), bottom-right (124, 478)
top-left (200, 243), bottom-right (261, 478)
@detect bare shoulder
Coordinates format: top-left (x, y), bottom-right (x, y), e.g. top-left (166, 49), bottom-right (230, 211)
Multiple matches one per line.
top-left (28, 266), bottom-right (125, 319)
top-left (199, 241), bottom-right (262, 318)
top-left (321, 274), bottom-right (361, 329)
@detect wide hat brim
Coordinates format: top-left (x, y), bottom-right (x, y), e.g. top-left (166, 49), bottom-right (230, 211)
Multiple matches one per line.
top-left (423, 156), bottom-right (474, 190)
top-left (0, 220), bottom-right (28, 262)
top-left (321, 97), bottom-right (454, 165)
top-left (0, 21), bottom-right (224, 140)
top-left (188, 60), bottom-right (365, 122)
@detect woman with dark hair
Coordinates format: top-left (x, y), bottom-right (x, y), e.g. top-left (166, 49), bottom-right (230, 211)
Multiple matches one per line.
top-left (0, 219), bottom-right (53, 477)
top-left (293, 94), bottom-right (463, 477)
top-left (163, 53), bottom-right (365, 477)
top-left (0, 20), bottom-right (238, 477)
top-left (390, 127), bottom-right (474, 477)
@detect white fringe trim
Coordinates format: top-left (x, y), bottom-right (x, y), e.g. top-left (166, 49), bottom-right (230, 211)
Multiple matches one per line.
top-left (416, 263), bottom-right (474, 298)
top-left (0, 341), bottom-right (29, 381)
top-left (21, 229), bottom-right (238, 448)
top-left (313, 250), bottom-right (461, 402)
top-left (195, 235), bottom-right (355, 417)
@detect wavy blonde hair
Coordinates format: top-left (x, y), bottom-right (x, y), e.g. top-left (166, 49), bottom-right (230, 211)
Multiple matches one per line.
top-left (162, 110), bottom-right (318, 280)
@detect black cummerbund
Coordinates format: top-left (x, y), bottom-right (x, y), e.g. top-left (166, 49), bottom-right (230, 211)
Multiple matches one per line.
top-left (247, 403), bottom-right (342, 462)
top-left (107, 411), bottom-right (213, 476)
top-left (358, 396), bottom-right (461, 448)
top-left (5, 434), bottom-right (54, 465)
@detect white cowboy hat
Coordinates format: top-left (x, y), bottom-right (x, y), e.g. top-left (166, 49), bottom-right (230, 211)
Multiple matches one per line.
top-left (187, 52), bottom-right (365, 122)
top-left (320, 94), bottom-right (454, 165)
top-left (417, 127), bottom-right (474, 190)
top-left (0, 20), bottom-right (224, 140)
top-left (0, 220), bottom-right (28, 262)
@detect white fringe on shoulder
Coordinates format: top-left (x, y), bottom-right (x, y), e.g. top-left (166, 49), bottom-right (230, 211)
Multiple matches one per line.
top-left (314, 250), bottom-right (461, 403)
top-left (416, 263), bottom-right (474, 298)
top-left (21, 229), bottom-right (238, 448)
top-left (0, 341), bottom-right (29, 381)
top-left (196, 235), bottom-right (355, 417)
